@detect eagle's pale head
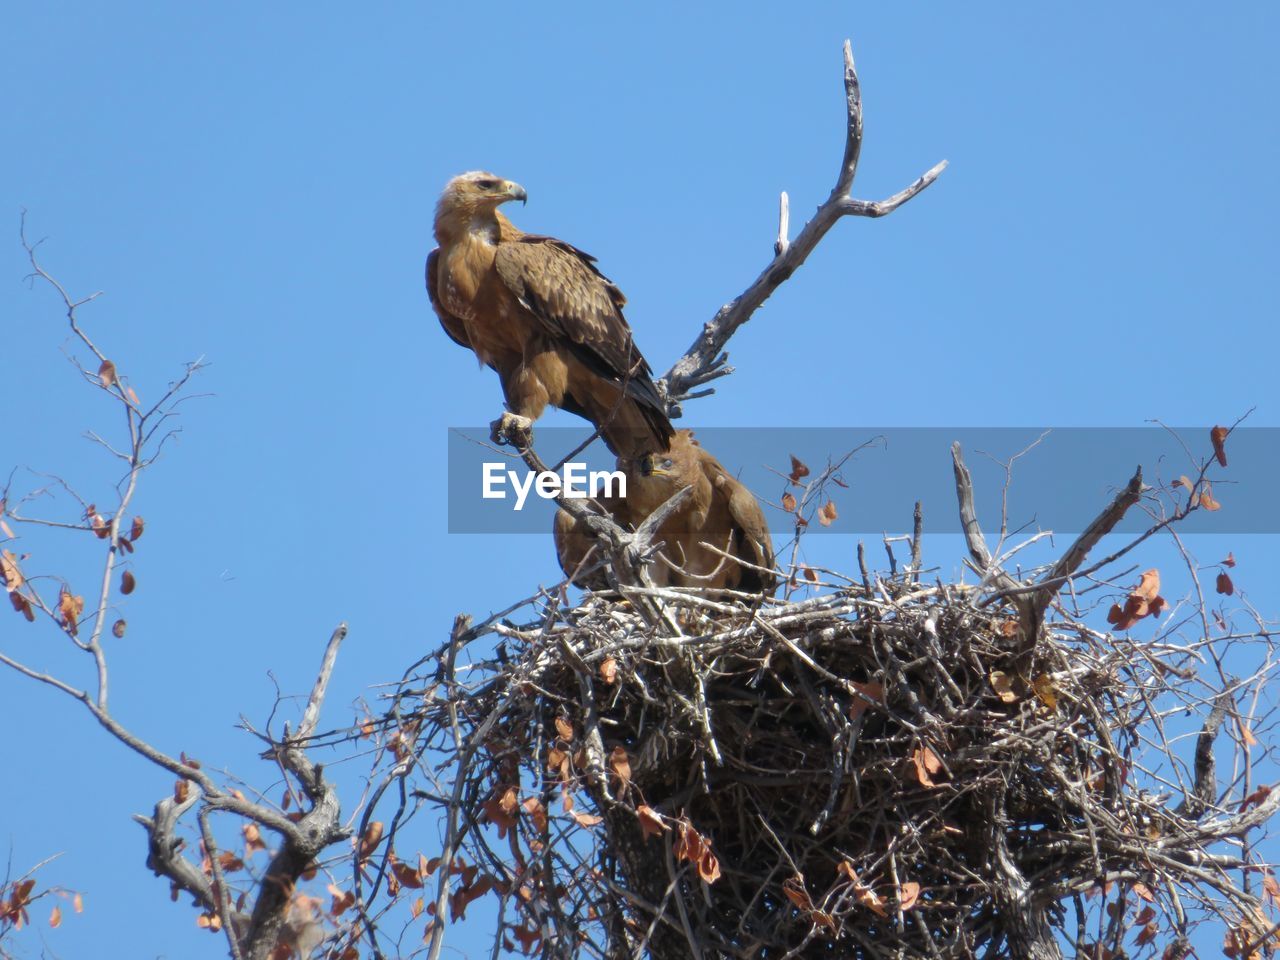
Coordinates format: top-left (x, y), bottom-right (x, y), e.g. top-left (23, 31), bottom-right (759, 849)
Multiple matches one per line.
top-left (436, 169), bottom-right (525, 220)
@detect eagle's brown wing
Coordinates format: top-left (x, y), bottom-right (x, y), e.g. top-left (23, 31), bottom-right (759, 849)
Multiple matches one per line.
top-left (701, 454), bottom-right (776, 595)
top-left (425, 248), bottom-right (474, 352)
top-left (494, 236), bottom-right (672, 452)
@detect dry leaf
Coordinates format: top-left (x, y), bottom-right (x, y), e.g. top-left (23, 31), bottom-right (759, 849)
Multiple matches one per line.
top-left (609, 745), bottom-right (632, 791)
top-left (521, 797), bottom-right (548, 833)
top-left (49, 904), bottom-right (61, 928)
top-left (910, 746), bottom-right (944, 788)
top-left (1176, 475), bottom-right (1194, 492)
top-left (554, 716), bottom-right (574, 742)
top-left (599, 658), bottom-right (618, 685)
top-left (802, 566), bottom-right (818, 583)
top-left (1240, 722), bottom-right (1259, 747)
top-left (1032, 674), bottom-right (1059, 710)
top-left (357, 821), bottom-right (383, 861)
top-left (1132, 881), bottom-right (1155, 902)
top-left (2, 550), bottom-right (24, 590)
top-left (121, 570), bottom-right (136, 595)
top-left (98, 360), bottom-right (117, 388)
top-left (788, 455), bottom-right (810, 484)
top-left (130, 516), bottom-right (145, 541)
top-left (1223, 551), bottom-right (1237, 568)
top-left (848, 680), bottom-right (884, 721)
top-left (1199, 485), bottom-right (1222, 511)
top-left (817, 500), bottom-right (838, 527)
top-left (1263, 873), bottom-right (1280, 906)
top-left (112, 619), bottom-right (126, 638)
top-left (781, 491), bottom-right (797, 513)
top-left (73, 893), bottom-right (83, 914)
top-left (392, 861), bottom-right (423, 889)
top-left (989, 671), bottom-right (1018, 703)
top-left (1135, 921), bottom-right (1158, 947)
top-left (782, 876), bottom-right (813, 911)
top-left (701, 849), bottom-right (721, 885)
top-left (897, 881), bottom-right (921, 911)
top-left (1108, 569), bottom-right (1166, 630)
top-left (571, 810), bottom-right (603, 828)
top-left (1211, 425), bottom-right (1229, 467)
top-left (1216, 571), bottom-right (1235, 596)
top-left (636, 805), bottom-right (667, 840)
top-left (58, 587), bottom-right (85, 635)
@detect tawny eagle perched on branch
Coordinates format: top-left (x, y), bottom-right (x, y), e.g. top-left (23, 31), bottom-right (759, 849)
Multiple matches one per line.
top-left (427, 171), bottom-right (674, 459)
top-left (554, 430), bottom-right (776, 594)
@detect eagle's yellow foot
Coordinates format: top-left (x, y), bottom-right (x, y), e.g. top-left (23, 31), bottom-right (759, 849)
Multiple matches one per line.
top-left (490, 412), bottom-right (534, 449)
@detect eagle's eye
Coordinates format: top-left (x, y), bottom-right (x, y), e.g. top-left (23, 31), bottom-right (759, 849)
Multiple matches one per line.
top-left (659, 458), bottom-right (674, 471)
top-left (474, 178), bottom-right (498, 191)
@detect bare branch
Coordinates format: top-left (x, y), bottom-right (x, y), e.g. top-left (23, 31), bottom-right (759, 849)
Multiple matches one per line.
top-left (660, 40), bottom-right (947, 409)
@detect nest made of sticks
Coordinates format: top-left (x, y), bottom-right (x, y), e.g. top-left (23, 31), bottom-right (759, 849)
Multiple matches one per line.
top-left (392, 558), bottom-right (1276, 960)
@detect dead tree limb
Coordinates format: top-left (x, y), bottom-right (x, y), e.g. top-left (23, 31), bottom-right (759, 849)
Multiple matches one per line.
top-left (660, 40), bottom-right (947, 410)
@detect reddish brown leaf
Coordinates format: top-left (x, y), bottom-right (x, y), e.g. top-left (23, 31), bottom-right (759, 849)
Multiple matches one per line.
top-left (636, 805), bottom-right (667, 840)
top-left (673, 819), bottom-right (707, 865)
top-left (1216, 571), bottom-right (1235, 596)
top-left (609, 745), bottom-right (632, 791)
top-left (910, 746), bottom-right (944, 788)
top-left (897, 881), bottom-right (921, 911)
top-left (1135, 921), bottom-right (1158, 947)
top-left (120, 570), bottom-right (136, 595)
top-left (782, 876), bottom-right (813, 912)
top-left (522, 797), bottom-right (548, 833)
top-left (1240, 722), bottom-right (1259, 747)
top-left (698, 849), bottom-right (721, 885)
top-left (357, 821), bottom-right (383, 861)
top-left (1263, 873), bottom-right (1280, 906)
top-left (1223, 551), bottom-right (1237, 568)
top-left (1135, 905), bottom-right (1157, 925)
top-left (392, 861), bottom-right (424, 889)
top-left (1211, 425), bottom-right (1229, 467)
top-left (98, 360), bottom-right (117, 388)
top-left (58, 587), bottom-right (85, 635)
top-left (848, 681), bottom-right (884, 721)
top-left (554, 716), bottom-right (574, 742)
top-left (817, 500), bottom-right (838, 527)
top-left (802, 566), bottom-right (818, 583)
top-left (599, 658), bottom-right (618, 685)
top-left (781, 492), bottom-right (797, 513)
top-left (129, 516), bottom-right (145, 541)
top-left (49, 904), bottom-right (62, 928)
top-left (9, 591), bottom-right (34, 622)
top-left (1132, 881), bottom-right (1155, 902)
top-left (111, 619), bottom-right (126, 638)
top-left (788, 455), bottom-right (810, 484)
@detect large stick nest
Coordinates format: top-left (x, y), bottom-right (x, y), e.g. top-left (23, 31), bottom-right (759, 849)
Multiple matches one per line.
top-left (396, 559), bottom-right (1277, 960)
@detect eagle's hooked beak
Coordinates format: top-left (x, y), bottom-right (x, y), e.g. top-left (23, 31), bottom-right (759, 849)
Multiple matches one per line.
top-left (503, 180), bottom-right (528, 205)
top-left (640, 454), bottom-right (672, 478)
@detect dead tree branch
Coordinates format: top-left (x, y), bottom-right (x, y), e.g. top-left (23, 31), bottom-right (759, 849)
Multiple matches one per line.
top-left (660, 41), bottom-right (947, 410)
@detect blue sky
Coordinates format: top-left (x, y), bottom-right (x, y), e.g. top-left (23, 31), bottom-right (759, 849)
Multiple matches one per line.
top-left (2, 3), bottom-right (1277, 957)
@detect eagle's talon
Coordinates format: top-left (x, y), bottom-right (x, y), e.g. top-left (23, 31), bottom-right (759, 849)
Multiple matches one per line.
top-left (490, 412), bottom-right (534, 449)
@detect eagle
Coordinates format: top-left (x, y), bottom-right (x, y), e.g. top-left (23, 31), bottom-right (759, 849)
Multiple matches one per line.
top-left (554, 430), bottom-right (776, 594)
top-left (427, 171), bottom-right (674, 459)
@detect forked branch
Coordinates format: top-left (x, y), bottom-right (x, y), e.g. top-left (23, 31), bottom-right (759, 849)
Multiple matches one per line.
top-left (661, 40), bottom-right (947, 410)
